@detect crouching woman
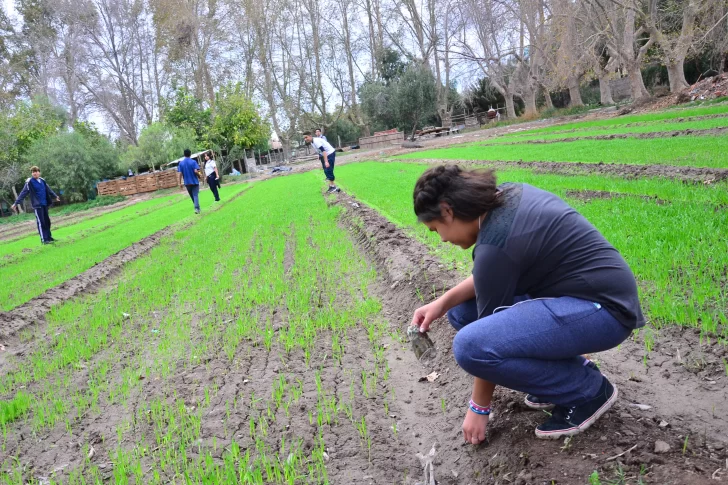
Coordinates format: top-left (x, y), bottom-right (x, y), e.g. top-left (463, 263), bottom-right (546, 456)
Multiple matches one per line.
top-left (410, 165), bottom-right (644, 443)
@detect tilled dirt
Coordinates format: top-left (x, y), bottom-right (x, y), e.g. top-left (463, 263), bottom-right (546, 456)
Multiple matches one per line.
top-left (565, 190), bottom-right (670, 205)
top-left (394, 158), bottom-right (728, 183)
top-left (333, 190), bottom-right (727, 485)
top-left (490, 126), bottom-right (728, 145)
top-left (0, 226), bottom-right (173, 345)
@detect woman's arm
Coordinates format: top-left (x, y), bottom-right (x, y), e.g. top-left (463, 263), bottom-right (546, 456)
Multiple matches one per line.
top-left (411, 275), bottom-right (475, 332)
top-left (463, 378), bottom-right (496, 445)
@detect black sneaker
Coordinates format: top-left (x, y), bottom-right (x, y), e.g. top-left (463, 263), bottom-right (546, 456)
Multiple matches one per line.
top-left (535, 377), bottom-right (618, 440)
top-left (525, 395), bottom-right (555, 411)
top-left (326, 186), bottom-right (337, 193)
top-left (526, 360), bottom-right (598, 410)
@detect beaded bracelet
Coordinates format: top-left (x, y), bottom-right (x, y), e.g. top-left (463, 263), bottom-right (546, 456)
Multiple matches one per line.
top-left (468, 399), bottom-right (491, 415)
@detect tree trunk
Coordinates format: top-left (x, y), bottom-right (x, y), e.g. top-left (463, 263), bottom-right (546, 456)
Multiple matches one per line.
top-left (522, 90), bottom-right (538, 117)
top-left (598, 74), bottom-right (615, 105)
top-left (542, 86), bottom-right (554, 109)
top-left (627, 63), bottom-right (650, 100)
top-left (505, 93), bottom-right (516, 119)
top-left (12, 186), bottom-right (23, 213)
top-left (666, 59), bottom-right (689, 92)
top-left (568, 77), bottom-right (584, 107)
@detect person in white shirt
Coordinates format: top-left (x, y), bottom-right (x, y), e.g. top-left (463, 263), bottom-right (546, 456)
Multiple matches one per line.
top-left (314, 129), bottom-right (328, 169)
top-left (203, 152), bottom-right (221, 201)
top-left (304, 131), bottom-right (340, 193)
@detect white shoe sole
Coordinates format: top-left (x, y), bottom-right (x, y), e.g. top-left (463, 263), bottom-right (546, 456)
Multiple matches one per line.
top-left (524, 397), bottom-right (555, 411)
top-left (534, 384), bottom-right (618, 440)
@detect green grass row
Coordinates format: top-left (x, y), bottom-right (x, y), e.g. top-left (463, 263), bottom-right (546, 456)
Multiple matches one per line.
top-left (481, 116), bottom-right (728, 145)
top-left (1, 172), bottom-right (389, 483)
top-left (0, 184), bottom-right (249, 311)
top-left (512, 104), bottom-right (728, 135)
top-left (0, 193), bottom-right (185, 265)
top-left (399, 135), bottom-right (728, 168)
top-left (0, 195), bottom-right (126, 226)
top-left (337, 162), bottom-right (728, 337)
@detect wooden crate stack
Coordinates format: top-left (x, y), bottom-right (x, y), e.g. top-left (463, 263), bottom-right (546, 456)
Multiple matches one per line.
top-left (97, 180), bottom-right (118, 196)
top-left (117, 179), bottom-right (138, 196)
top-left (96, 169), bottom-right (182, 197)
top-left (156, 170), bottom-right (179, 189)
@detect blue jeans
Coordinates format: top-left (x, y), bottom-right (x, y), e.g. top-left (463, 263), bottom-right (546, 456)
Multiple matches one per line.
top-left (185, 184), bottom-right (200, 211)
top-left (449, 297), bottom-right (632, 406)
top-left (321, 153), bottom-right (335, 181)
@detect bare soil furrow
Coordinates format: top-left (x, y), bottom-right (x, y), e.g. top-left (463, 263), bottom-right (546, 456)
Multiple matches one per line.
top-left (333, 189), bottom-right (726, 485)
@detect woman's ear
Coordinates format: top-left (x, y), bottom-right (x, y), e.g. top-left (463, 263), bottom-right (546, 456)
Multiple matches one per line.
top-left (440, 202), bottom-right (454, 222)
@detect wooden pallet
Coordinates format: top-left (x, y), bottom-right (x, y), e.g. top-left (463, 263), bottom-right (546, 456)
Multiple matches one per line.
top-left (97, 180), bottom-right (118, 196)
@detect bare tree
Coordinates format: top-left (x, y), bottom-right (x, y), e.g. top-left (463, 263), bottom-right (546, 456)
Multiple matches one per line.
top-left (582, 0), bottom-right (654, 100)
top-left (647, 0), bottom-right (714, 92)
top-left (78, 0), bottom-right (159, 143)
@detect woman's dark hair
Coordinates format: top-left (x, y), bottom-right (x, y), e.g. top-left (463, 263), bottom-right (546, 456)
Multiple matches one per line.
top-left (413, 165), bottom-right (503, 222)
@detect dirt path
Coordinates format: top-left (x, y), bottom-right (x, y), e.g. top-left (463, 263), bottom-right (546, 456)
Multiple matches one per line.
top-left (334, 190), bottom-right (727, 485)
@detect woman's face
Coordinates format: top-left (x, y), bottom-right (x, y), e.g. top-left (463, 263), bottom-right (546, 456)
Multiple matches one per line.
top-left (423, 204), bottom-right (480, 249)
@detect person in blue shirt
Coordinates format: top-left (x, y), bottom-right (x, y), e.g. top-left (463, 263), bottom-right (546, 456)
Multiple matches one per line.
top-left (177, 149), bottom-right (202, 214)
top-left (11, 165), bottom-right (61, 245)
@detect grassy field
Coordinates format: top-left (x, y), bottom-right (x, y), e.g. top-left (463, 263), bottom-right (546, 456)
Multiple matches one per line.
top-left (0, 173), bottom-right (396, 482)
top-left (0, 195), bottom-right (126, 226)
top-left (479, 116), bottom-right (728, 144)
top-left (513, 104), bottom-right (728, 135)
top-left (399, 104), bottom-right (728, 167)
top-left (337, 162), bottom-right (728, 337)
top-left (398, 135), bottom-right (728, 168)
top-left (0, 194), bottom-right (185, 264)
top-left (0, 184), bottom-right (248, 311)
top-left (1, 103), bottom-right (726, 483)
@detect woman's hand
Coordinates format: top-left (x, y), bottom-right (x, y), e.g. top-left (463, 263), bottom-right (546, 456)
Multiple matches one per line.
top-left (411, 299), bottom-right (446, 332)
top-left (462, 408), bottom-right (488, 445)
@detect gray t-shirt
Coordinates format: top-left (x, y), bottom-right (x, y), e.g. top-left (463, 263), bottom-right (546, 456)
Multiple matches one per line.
top-left (472, 183), bottom-right (645, 329)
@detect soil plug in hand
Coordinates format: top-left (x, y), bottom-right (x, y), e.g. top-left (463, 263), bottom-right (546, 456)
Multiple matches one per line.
top-left (407, 325), bottom-right (436, 361)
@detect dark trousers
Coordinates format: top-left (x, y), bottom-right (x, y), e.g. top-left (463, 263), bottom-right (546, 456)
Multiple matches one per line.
top-left (185, 184), bottom-right (200, 211)
top-left (207, 174), bottom-right (220, 201)
top-left (320, 152), bottom-right (336, 181)
top-left (34, 205), bottom-right (52, 243)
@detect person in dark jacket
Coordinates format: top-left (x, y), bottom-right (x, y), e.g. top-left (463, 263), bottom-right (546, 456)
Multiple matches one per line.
top-left (410, 165), bottom-right (644, 444)
top-left (11, 166), bottom-right (61, 245)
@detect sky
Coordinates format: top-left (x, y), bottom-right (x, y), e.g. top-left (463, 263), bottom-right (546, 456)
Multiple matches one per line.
top-left (2, 0), bottom-right (16, 18)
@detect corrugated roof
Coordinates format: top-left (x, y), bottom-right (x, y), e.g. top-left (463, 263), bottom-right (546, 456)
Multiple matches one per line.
top-left (163, 150), bottom-right (212, 167)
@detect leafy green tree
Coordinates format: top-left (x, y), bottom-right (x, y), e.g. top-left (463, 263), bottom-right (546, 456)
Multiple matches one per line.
top-left (207, 83), bottom-right (270, 161)
top-left (27, 131), bottom-right (121, 202)
top-left (379, 48), bottom-right (408, 86)
top-left (0, 98), bottom-right (66, 208)
top-left (162, 87), bottom-right (211, 143)
top-left (360, 63), bottom-right (438, 138)
top-left (395, 63), bottom-right (437, 139)
top-left (122, 122), bottom-right (198, 172)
